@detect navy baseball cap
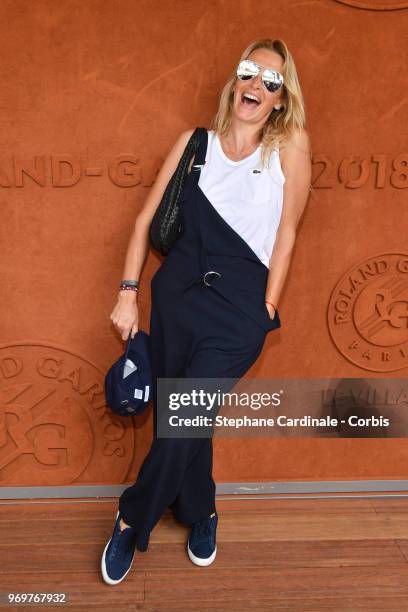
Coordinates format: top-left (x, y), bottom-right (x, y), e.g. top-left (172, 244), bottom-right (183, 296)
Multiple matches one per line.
top-left (105, 330), bottom-right (153, 417)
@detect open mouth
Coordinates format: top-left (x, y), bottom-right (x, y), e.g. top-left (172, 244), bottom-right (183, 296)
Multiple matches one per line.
top-left (241, 93), bottom-right (261, 108)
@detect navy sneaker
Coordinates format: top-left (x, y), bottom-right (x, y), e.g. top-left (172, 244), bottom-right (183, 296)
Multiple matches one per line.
top-left (187, 512), bottom-right (218, 566)
top-left (101, 510), bottom-right (137, 585)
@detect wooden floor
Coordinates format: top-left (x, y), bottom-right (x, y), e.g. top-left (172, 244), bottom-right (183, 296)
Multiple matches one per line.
top-left (2, 496), bottom-right (408, 610)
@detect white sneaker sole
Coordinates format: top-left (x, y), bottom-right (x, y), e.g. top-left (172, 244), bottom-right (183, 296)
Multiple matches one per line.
top-left (187, 542), bottom-right (217, 566)
top-left (101, 511), bottom-right (136, 585)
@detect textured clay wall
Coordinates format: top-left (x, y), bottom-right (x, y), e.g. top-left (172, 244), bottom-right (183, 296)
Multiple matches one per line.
top-left (1, 0), bottom-right (407, 488)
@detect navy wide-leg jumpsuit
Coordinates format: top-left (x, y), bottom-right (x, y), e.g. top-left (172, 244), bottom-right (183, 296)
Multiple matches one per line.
top-left (118, 129), bottom-right (281, 552)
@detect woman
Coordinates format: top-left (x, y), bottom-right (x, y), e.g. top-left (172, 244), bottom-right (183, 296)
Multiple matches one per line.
top-left (101, 37), bottom-right (312, 585)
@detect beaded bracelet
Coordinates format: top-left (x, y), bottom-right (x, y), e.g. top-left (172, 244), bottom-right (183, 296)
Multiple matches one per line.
top-left (119, 285), bottom-right (138, 292)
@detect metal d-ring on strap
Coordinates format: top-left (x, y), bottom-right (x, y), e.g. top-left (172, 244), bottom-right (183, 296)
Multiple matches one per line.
top-left (203, 270), bottom-right (221, 286)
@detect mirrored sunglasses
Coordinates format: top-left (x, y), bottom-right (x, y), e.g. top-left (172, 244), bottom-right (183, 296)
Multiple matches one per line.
top-left (236, 59), bottom-right (284, 93)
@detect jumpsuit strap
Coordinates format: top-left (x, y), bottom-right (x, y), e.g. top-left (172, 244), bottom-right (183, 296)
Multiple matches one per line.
top-left (191, 127), bottom-right (208, 171)
top-left (182, 129), bottom-right (222, 293)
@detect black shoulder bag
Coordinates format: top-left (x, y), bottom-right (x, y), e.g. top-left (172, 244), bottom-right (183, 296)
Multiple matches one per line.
top-left (149, 127), bottom-right (207, 256)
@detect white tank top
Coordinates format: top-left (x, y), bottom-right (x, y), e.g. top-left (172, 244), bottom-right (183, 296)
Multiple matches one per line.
top-left (198, 129), bottom-right (285, 269)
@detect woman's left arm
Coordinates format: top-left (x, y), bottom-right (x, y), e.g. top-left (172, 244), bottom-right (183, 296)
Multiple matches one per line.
top-left (265, 127), bottom-right (312, 320)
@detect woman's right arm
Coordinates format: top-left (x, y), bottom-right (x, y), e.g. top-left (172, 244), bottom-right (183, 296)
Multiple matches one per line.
top-left (110, 127), bottom-right (196, 341)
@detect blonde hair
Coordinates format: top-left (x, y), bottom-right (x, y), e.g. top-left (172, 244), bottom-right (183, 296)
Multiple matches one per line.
top-left (210, 38), bottom-right (307, 169)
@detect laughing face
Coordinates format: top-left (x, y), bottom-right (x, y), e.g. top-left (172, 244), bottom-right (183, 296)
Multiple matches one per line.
top-left (233, 48), bottom-right (285, 124)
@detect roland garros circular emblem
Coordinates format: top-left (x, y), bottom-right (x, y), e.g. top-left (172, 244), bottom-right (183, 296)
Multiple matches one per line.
top-left (328, 253), bottom-right (408, 372)
top-left (0, 341), bottom-right (136, 485)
